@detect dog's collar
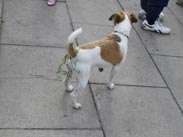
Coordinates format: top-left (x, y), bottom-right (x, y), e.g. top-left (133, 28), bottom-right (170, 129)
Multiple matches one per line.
top-left (113, 31), bottom-right (129, 39)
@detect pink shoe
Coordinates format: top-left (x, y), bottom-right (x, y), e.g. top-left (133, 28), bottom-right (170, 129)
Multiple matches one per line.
top-left (48, 0), bottom-right (56, 6)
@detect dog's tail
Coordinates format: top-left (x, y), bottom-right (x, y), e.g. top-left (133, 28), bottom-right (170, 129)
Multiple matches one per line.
top-left (67, 28), bottom-right (82, 57)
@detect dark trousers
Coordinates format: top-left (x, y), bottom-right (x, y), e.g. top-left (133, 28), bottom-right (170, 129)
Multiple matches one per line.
top-left (141, 0), bottom-right (169, 24)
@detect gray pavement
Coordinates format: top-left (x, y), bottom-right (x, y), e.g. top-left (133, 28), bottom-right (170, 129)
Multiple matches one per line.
top-left (0, 0), bottom-right (183, 137)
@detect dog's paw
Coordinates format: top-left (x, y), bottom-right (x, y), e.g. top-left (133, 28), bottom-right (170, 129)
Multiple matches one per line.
top-left (107, 82), bottom-right (115, 90)
top-left (65, 85), bottom-right (74, 92)
top-left (73, 103), bottom-right (82, 109)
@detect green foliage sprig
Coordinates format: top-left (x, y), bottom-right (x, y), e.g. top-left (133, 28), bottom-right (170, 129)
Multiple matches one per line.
top-left (56, 54), bottom-right (80, 81)
top-left (56, 54), bottom-right (69, 80)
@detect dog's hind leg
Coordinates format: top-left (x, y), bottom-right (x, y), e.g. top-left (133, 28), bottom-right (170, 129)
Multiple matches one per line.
top-left (64, 60), bottom-right (74, 92)
top-left (71, 68), bottom-right (90, 109)
top-left (70, 83), bottom-right (83, 109)
top-left (107, 65), bottom-right (118, 89)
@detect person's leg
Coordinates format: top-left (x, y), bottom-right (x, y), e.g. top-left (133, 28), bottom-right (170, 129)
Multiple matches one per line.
top-left (138, 0), bottom-right (148, 19)
top-left (146, 6), bottom-right (164, 25)
top-left (142, 6), bottom-right (171, 34)
top-left (139, 0), bottom-right (165, 20)
top-left (141, 6), bottom-right (171, 34)
top-left (141, 0), bottom-right (170, 34)
top-left (140, 0), bottom-right (148, 11)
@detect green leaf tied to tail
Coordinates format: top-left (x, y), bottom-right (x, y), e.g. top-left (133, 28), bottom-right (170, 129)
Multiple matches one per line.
top-left (56, 54), bottom-right (80, 81)
top-left (56, 54), bottom-right (69, 80)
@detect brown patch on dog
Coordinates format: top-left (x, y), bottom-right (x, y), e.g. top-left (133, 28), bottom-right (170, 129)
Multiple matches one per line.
top-left (127, 13), bottom-right (138, 23)
top-left (79, 34), bottom-right (123, 65)
top-left (109, 11), bottom-right (125, 25)
top-left (67, 43), bottom-right (78, 57)
top-left (79, 34), bottom-right (121, 49)
top-left (100, 41), bottom-right (122, 65)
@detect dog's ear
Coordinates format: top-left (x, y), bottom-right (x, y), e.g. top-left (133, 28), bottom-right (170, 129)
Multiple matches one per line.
top-left (109, 12), bottom-right (125, 25)
top-left (109, 13), bottom-right (117, 21)
top-left (129, 14), bottom-right (138, 23)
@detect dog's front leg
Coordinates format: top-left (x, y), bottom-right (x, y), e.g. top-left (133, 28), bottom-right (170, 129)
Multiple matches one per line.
top-left (71, 69), bottom-right (90, 109)
top-left (107, 65), bottom-right (117, 89)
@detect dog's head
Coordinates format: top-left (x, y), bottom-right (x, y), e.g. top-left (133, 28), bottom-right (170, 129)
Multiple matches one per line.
top-left (109, 11), bottom-right (137, 25)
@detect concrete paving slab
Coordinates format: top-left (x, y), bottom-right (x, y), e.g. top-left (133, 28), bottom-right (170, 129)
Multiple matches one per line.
top-left (67, 0), bottom-right (121, 26)
top-left (134, 13), bottom-right (183, 57)
top-left (1, 0), bottom-right (72, 47)
top-left (0, 45), bottom-right (68, 79)
top-left (74, 23), bottom-right (113, 43)
top-left (118, 0), bottom-right (140, 10)
top-left (74, 23), bottom-right (165, 87)
top-left (152, 55), bottom-right (183, 110)
top-left (0, 78), bottom-right (100, 128)
top-left (92, 84), bottom-right (183, 137)
top-left (0, 130), bottom-right (103, 137)
top-left (168, 0), bottom-right (183, 25)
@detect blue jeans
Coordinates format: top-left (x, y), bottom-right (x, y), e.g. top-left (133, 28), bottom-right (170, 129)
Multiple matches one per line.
top-left (141, 0), bottom-right (169, 24)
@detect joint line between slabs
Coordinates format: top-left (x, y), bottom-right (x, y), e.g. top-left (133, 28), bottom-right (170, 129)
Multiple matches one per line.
top-left (0, 0), bottom-right (5, 54)
top-left (0, 128), bottom-right (101, 131)
top-left (151, 53), bottom-right (183, 58)
top-left (88, 82), bottom-right (107, 137)
top-left (1, 43), bottom-right (66, 49)
top-left (89, 82), bottom-right (168, 89)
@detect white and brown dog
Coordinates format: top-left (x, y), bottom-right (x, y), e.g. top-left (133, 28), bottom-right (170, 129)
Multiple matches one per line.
top-left (64, 11), bottom-right (137, 109)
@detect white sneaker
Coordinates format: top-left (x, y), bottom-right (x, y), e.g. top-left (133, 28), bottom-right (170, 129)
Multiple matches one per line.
top-left (138, 9), bottom-right (165, 20)
top-left (141, 19), bottom-right (171, 34)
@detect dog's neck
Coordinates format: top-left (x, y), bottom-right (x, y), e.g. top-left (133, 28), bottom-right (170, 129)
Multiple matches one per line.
top-left (113, 16), bottom-right (132, 38)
